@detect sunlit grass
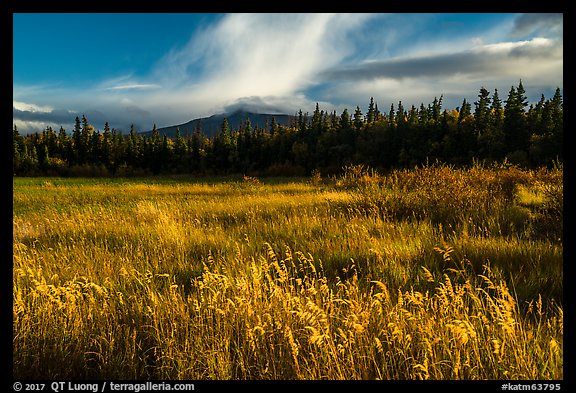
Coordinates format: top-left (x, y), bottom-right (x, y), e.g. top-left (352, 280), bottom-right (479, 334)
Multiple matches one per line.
top-left (13, 165), bottom-right (563, 379)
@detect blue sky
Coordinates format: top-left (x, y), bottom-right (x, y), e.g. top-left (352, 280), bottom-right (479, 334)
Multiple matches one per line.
top-left (13, 13), bottom-right (563, 133)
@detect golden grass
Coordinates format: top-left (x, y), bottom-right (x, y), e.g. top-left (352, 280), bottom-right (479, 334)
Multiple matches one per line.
top-left (13, 168), bottom-right (563, 379)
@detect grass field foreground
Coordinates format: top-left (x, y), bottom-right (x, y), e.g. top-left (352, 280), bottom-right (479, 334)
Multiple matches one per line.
top-left (13, 164), bottom-right (563, 379)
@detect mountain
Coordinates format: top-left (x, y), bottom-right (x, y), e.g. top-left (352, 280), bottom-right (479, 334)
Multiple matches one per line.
top-left (140, 110), bottom-right (295, 139)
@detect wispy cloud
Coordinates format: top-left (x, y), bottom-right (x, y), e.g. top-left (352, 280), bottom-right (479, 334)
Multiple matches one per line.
top-left (321, 38), bottom-right (562, 81)
top-left (13, 13), bottom-right (563, 134)
top-left (13, 100), bottom-right (78, 132)
top-left (510, 13), bottom-right (563, 37)
top-left (13, 107), bottom-right (75, 123)
top-left (13, 13), bottom-right (375, 132)
top-left (147, 13), bottom-right (376, 117)
top-left (13, 100), bottom-right (53, 113)
top-left (103, 84), bottom-right (161, 91)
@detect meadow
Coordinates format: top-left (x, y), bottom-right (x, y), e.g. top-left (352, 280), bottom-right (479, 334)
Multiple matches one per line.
top-left (12, 163), bottom-right (563, 380)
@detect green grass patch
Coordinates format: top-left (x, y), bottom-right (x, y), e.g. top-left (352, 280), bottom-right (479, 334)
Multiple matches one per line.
top-left (13, 165), bottom-right (563, 379)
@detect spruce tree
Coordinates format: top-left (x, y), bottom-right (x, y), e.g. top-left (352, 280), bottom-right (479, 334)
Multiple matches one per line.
top-left (353, 106), bottom-right (363, 131)
top-left (339, 108), bottom-right (351, 130)
top-left (504, 81), bottom-right (529, 153)
top-left (72, 116), bottom-right (82, 164)
top-left (396, 101), bottom-right (406, 127)
top-left (367, 97), bottom-right (376, 124)
top-left (474, 87), bottom-right (491, 138)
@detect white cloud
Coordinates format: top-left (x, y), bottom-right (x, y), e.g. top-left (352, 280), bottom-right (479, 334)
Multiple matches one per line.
top-left (13, 13), bottom-right (563, 134)
top-left (13, 100), bottom-right (53, 113)
top-left (13, 99), bottom-right (79, 133)
top-left (104, 84), bottom-right (161, 91)
top-left (145, 13), bottom-right (375, 119)
top-left (12, 13), bottom-right (374, 132)
top-left (510, 13), bottom-right (563, 37)
top-left (323, 38), bottom-right (562, 81)
top-left (318, 37), bottom-right (562, 110)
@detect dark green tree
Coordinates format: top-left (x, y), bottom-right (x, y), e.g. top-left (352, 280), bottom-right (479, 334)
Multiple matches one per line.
top-left (339, 108), bottom-right (351, 130)
top-left (367, 97), bottom-right (376, 124)
top-left (81, 115), bottom-right (96, 163)
top-left (72, 116), bottom-right (82, 164)
top-left (311, 103), bottom-right (322, 133)
top-left (396, 101), bottom-right (406, 128)
top-left (418, 103), bottom-right (429, 126)
top-left (388, 103), bottom-right (396, 128)
top-left (430, 95), bottom-right (443, 123)
top-left (270, 116), bottom-right (279, 136)
top-left (504, 80), bottom-right (529, 155)
top-left (353, 106), bottom-right (364, 131)
top-left (458, 99), bottom-right (472, 123)
top-left (474, 87), bottom-right (491, 138)
top-left (212, 118), bottom-right (233, 171)
top-left (13, 125), bottom-right (23, 174)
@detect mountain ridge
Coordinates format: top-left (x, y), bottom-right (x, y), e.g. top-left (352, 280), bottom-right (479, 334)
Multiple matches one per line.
top-left (140, 110), bottom-right (295, 139)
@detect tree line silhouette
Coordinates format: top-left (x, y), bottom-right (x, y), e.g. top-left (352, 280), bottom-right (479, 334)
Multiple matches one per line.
top-left (13, 81), bottom-right (563, 177)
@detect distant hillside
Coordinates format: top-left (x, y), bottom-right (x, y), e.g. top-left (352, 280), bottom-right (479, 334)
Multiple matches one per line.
top-left (141, 110), bottom-right (294, 138)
